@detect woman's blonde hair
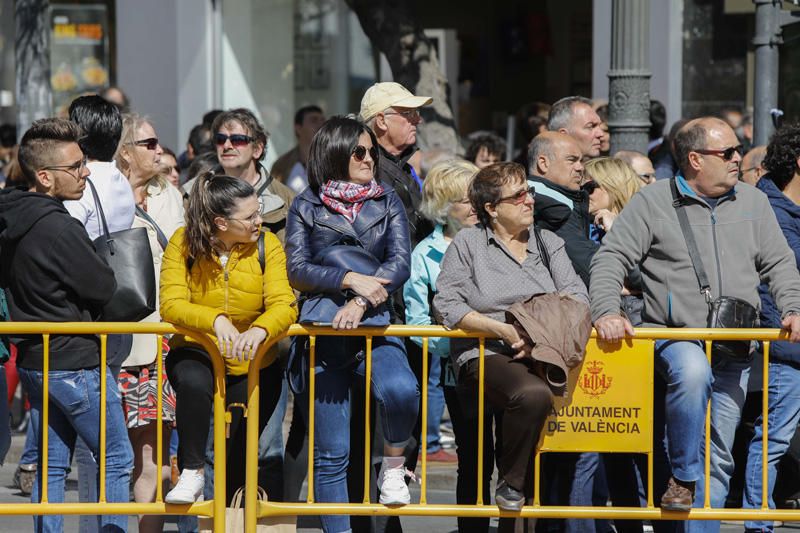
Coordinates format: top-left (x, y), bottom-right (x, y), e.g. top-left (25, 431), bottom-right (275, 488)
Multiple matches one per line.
top-left (419, 160), bottom-right (479, 225)
top-left (584, 157), bottom-right (642, 214)
top-left (115, 113), bottom-right (167, 189)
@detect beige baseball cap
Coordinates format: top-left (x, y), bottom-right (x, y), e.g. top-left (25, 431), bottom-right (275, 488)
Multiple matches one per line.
top-left (359, 82), bottom-right (432, 122)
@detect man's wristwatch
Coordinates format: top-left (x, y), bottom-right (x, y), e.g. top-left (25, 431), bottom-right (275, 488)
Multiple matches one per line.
top-left (352, 296), bottom-right (368, 309)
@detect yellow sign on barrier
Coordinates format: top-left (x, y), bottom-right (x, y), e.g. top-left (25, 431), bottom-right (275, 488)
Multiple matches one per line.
top-left (540, 339), bottom-right (654, 454)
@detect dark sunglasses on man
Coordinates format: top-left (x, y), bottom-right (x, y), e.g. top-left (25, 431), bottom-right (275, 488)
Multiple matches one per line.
top-left (214, 133), bottom-right (255, 148)
top-left (692, 144), bottom-right (744, 162)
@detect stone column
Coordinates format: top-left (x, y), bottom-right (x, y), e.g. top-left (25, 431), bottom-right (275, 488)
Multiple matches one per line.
top-left (15, 0), bottom-right (51, 139)
top-left (608, 0), bottom-right (651, 155)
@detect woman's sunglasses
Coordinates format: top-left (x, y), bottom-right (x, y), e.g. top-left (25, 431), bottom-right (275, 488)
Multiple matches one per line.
top-left (497, 186), bottom-right (536, 205)
top-left (352, 145), bottom-right (379, 162)
top-left (132, 137), bottom-right (159, 150)
top-left (214, 133), bottom-right (255, 148)
top-left (582, 181), bottom-right (600, 194)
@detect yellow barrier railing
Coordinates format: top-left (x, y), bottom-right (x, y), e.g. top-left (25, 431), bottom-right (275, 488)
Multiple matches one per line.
top-left (245, 325), bottom-right (796, 529)
top-left (0, 323), bottom-right (794, 531)
top-left (0, 322), bottom-right (229, 532)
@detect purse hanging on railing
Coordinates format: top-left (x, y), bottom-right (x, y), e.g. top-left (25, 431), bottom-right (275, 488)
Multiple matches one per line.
top-left (87, 179), bottom-right (156, 322)
top-left (670, 178), bottom-right (757, 360)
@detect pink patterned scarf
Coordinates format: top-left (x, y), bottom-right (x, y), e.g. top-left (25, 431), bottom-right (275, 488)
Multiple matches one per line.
top-left (319, 179), bottom-right (384, 223)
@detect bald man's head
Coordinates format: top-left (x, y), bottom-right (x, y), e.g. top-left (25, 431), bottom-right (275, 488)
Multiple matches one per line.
top-left (616, 150), bottom-right (656, 184)
top-left (740, 145), bottom-right (767, 186)
top-left (528, 131), bottom-right (585, 190)
top-left (673, 117), bottom-right (742, 196)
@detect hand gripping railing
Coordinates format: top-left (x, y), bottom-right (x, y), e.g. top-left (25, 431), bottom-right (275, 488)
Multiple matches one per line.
top-left (0, 322), bottom-right (228, 532)
top-left (244, 325), bottom-right (799, 529)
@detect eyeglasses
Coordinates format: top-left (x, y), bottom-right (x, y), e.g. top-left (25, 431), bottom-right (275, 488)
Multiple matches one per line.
top-left (497, 186), bottom-right (536, 205)
top-left (351, 145), bottom-right (379, 162)
top-left (215, 133), bottom-right (255, 148)
top-left (638, 172), bottom-right (656, 183)
top-left (384, 109), bottom-right (421, 122)
top-left (692, 145), bottom-right (744, 162)
top-left (41, 157), bottom-right (87, 178)
top-left (132, 137), bottom-right (159, 150)
top-left (582, 181), bottom-right (600, 194)
top-left (228, 210), bottom-right (262, 227)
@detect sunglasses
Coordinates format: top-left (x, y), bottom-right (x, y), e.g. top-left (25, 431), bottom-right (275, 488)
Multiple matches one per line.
top-left (582, 181), bottom-right (600, 194)
top-left (352, 145), bottom-right (379, 162)
top-left (693, 144), bottom-right (744, 162)
top-left (214, 133), bottom-right (255, 148)
top-left (133, 137), bottom-right (159, 150)
top-left (497, 185), bottom-right (536, 205)
top-left (384, 109), bottom-right (421, 122)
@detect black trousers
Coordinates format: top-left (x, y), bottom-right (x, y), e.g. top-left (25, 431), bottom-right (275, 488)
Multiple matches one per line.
top-left (166, 346), bottom-right (282, 504)
top-left (449, 357), bottom-right (504, 533)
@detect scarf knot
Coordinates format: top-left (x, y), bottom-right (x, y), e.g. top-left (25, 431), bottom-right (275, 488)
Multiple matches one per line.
top-left (319, 179), bottom-right (384, 222)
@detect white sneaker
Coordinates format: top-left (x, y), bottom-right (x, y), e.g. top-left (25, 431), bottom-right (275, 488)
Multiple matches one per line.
top-left (378, 459), bottom-right (411, 505)
top-left (165, 468), bottom-right (205, 504)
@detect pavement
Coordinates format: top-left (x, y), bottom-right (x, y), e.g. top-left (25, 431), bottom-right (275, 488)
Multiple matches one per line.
top-left (0, 427), bottom-right (797, 532)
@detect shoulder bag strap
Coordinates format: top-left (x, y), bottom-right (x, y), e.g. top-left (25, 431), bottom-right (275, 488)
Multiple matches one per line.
top-left (86, 178), bottom-right (111, 240)
top-left (135, 206), bottom-right (169, 251)
top-left (257, 230), bottom-right (265, 272)
top-left (669, 178), bottom-right (712, 306)
top-left (256, 172), bottom-right (274, 197)
top-left (534, 226), bottom-right (551, 275)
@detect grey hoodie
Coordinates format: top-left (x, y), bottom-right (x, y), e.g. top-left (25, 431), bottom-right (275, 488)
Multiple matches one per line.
top-left (590, 177), bottom-right (800, 328)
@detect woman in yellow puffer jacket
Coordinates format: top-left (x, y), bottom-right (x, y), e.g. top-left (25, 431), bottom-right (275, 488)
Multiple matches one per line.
top-left (159, 172), bottom-right (296, 505)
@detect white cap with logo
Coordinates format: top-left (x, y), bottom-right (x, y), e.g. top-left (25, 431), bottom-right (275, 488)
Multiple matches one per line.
top-left (359, 82), bottom-right (433, 122)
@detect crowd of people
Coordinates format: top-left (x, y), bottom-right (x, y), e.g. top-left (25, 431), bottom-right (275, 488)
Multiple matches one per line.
top-left (0, 80), bottom-right (800, 533)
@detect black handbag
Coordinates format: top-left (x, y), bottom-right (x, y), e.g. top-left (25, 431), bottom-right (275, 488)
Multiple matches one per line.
top-left (87, 179), bottom-right (156, 322)
top-left (670, 178), bottom-right (757, 359)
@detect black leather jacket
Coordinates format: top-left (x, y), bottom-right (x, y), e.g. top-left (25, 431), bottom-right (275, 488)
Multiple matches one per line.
top-left (285, 185), bottom-right (412, 296)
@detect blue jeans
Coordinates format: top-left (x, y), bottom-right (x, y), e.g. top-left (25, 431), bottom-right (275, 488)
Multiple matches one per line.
top-left (19, 366), bottom-right (134, 533)
top-left (425, 357), bottom-right (445, 452)
top-left (743, 361), bottom-right (800, 532)
top-left (567, 452), bottom-right (611, 533)
top-left (300, 335), bottom-right (419, 533)
top-left (77, 361), bottom-right (123, 533)
top-left (655, 340), bottom-right (749, 533)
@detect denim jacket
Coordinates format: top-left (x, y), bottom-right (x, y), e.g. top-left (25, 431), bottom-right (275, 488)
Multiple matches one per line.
top-left (284, 185), bottom-right (412, 297)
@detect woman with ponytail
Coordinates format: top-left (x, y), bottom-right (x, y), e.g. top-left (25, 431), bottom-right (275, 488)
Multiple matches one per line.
top-left (284, 115), bottom-right (419, 532)
top-left (159, 172), bottom-right (296, 504)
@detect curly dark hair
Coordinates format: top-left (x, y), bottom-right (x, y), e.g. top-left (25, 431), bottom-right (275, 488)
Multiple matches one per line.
top-left (465, 133), bottom-right (506, 164)
top-left (764, 123), bottom-right (800, 191)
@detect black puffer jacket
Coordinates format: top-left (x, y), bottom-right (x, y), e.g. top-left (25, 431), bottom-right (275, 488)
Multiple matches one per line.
top-left (529, 175), bottom-right (599, 288)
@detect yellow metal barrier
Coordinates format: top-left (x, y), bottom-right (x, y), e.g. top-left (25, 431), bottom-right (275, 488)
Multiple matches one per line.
top-left (0, 322), bottom-right (228, 532)
top-left (0, 323), bottom-right (793, 531)
top-left (245, 325), bottom-right (796, 528)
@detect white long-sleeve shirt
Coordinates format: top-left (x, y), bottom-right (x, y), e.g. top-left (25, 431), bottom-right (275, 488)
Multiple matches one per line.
top-left (64, 160), bottom-right (135, 240)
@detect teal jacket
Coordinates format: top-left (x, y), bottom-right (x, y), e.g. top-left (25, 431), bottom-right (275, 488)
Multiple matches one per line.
top-left (403, 225), bottom-right (450, 358)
